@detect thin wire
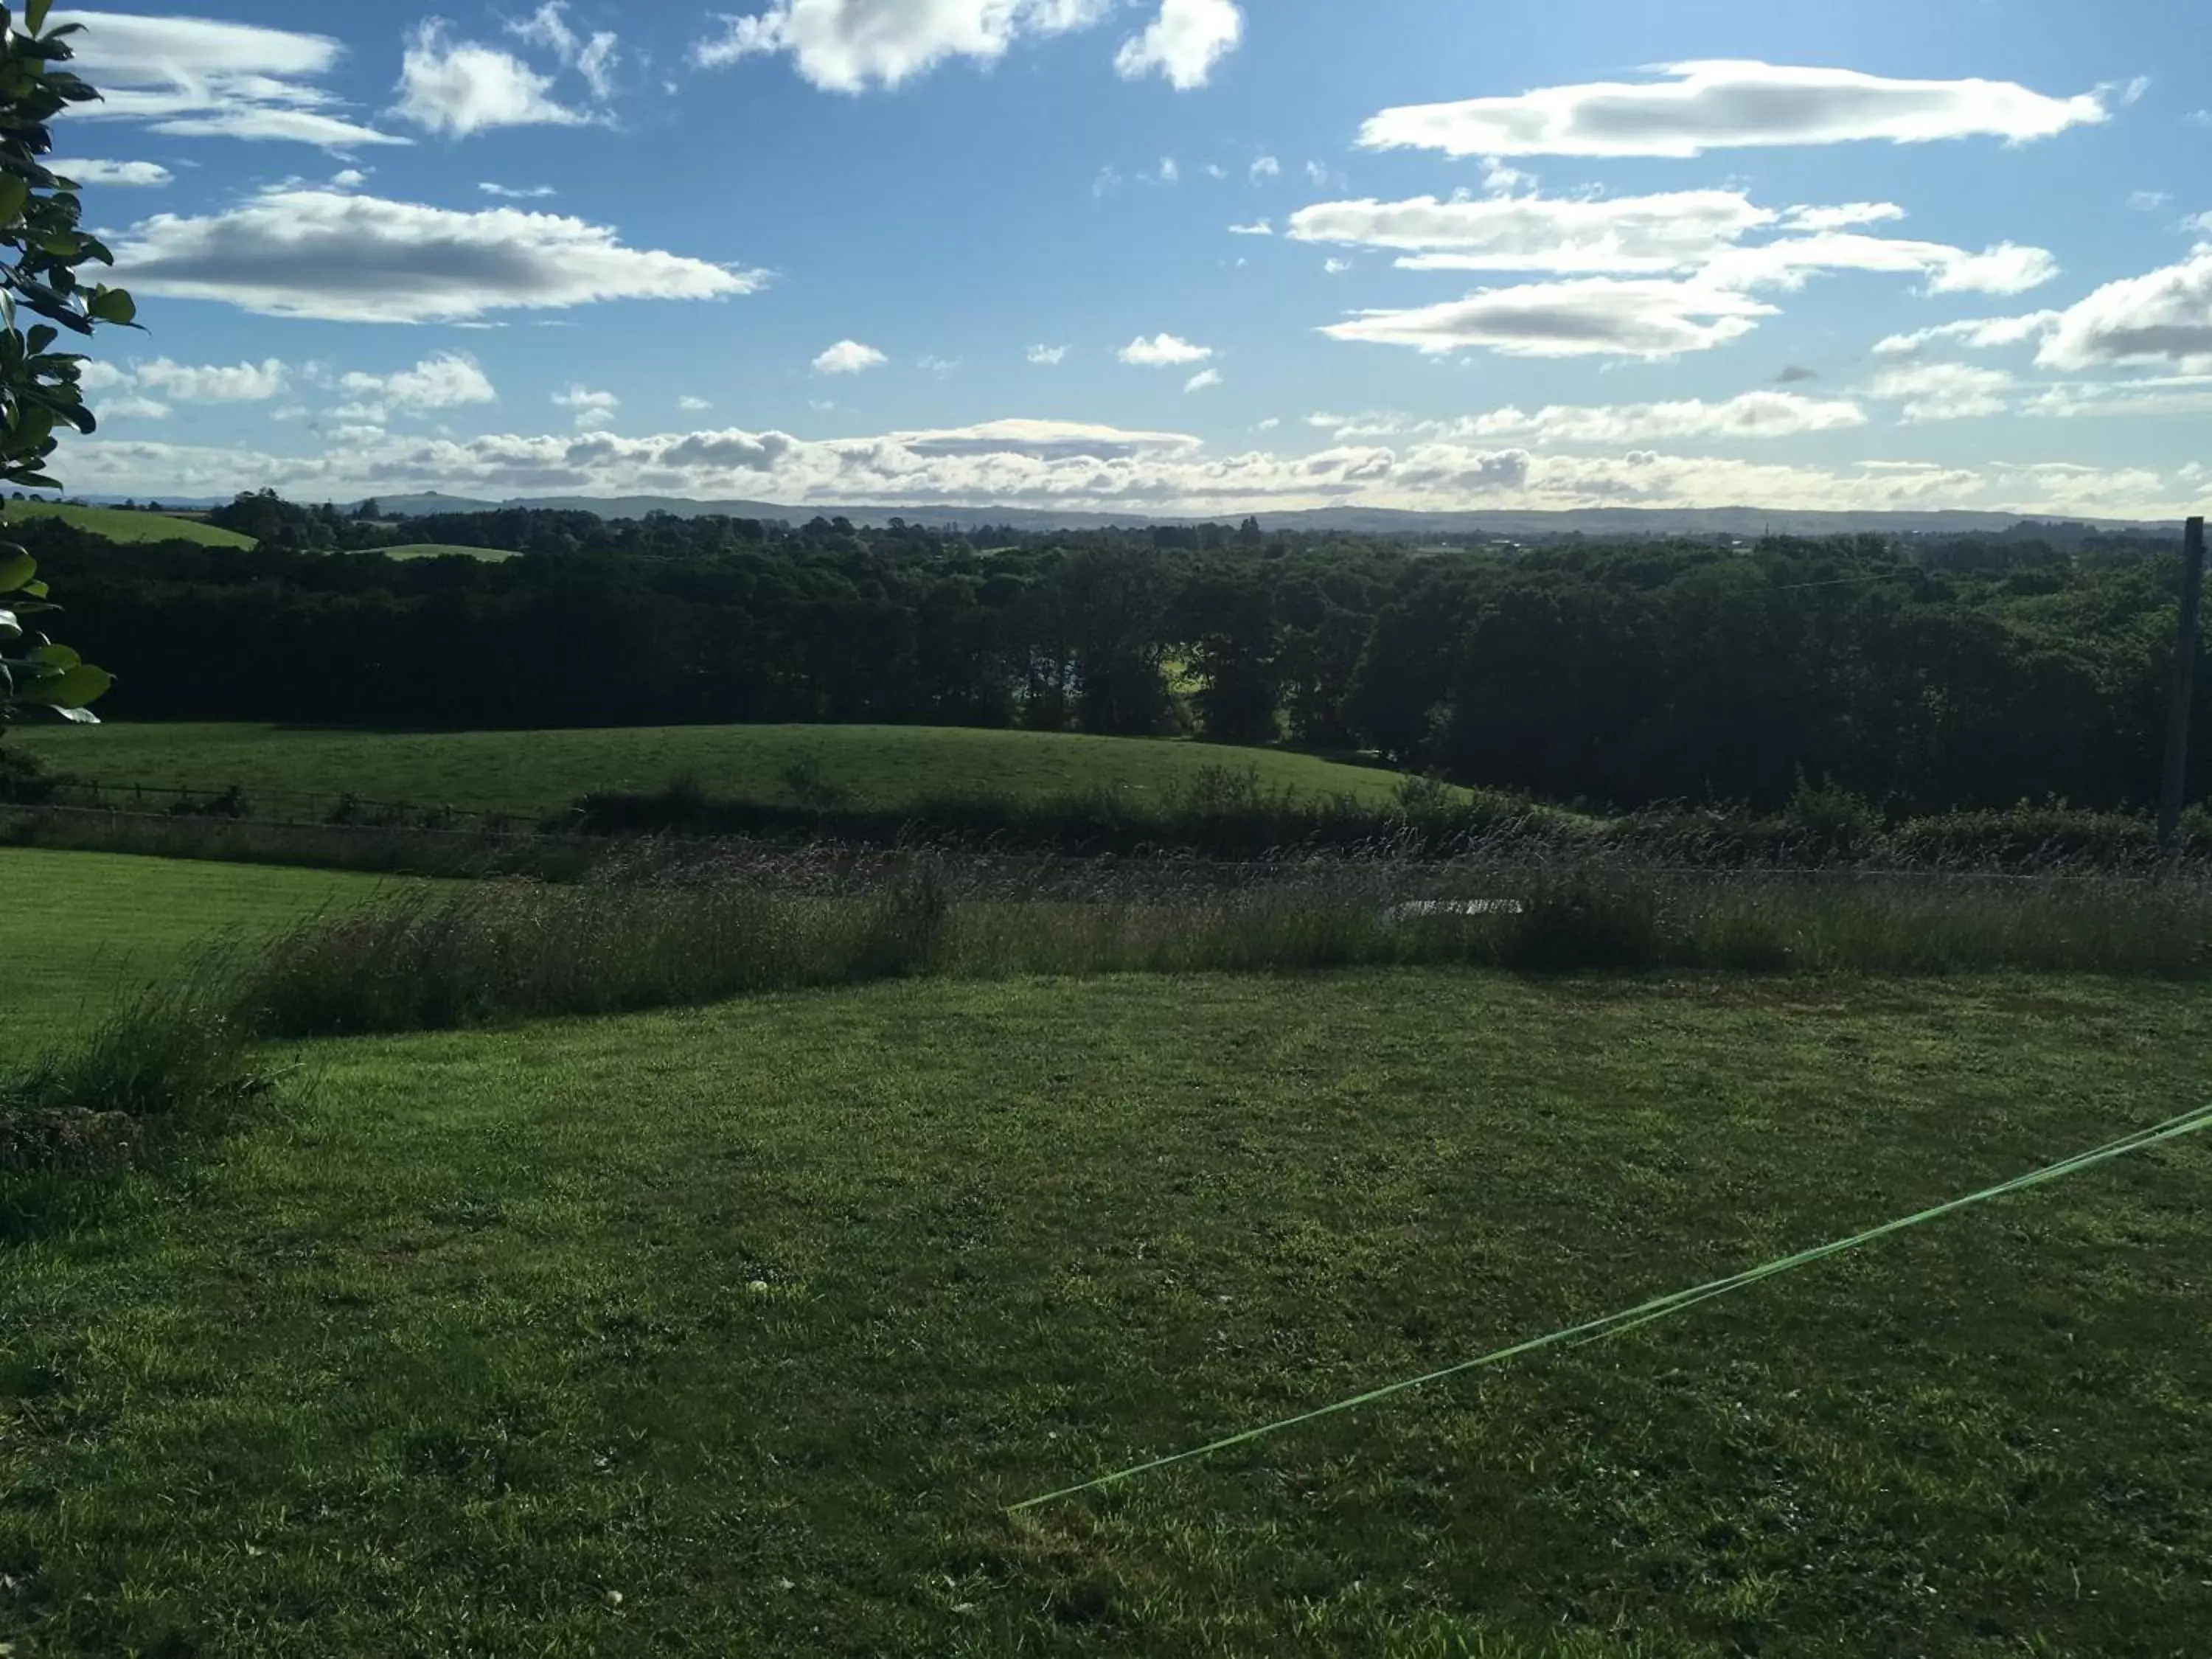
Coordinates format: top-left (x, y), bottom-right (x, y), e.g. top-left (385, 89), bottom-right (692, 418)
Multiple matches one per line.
top-left (1011, 1103), bottom-right (2212, 1512)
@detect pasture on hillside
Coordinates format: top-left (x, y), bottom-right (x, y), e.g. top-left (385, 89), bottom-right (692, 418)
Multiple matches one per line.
top-left (0, 500), bottom-right (253, 548)
top-left (7, 721), bottom-right (1425, 818)
top-left (4, 967), bottom-right (2209, 1655)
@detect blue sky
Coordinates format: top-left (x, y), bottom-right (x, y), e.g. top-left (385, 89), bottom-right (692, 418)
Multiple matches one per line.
top-left (36, 1), bottom-right (2212, 516)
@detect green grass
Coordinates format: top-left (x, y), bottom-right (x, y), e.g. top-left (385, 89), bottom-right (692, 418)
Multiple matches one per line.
top-left (0, 849), bottom-right (426, 1051)
top-left (10, 721), bottom-right (1426, 816)
top-left (375, 543), bottom-right (518, 562)
top-left (4, 970), bottom-right (2210, 1654)
top-left (0, 500), bottom-right (253, 547)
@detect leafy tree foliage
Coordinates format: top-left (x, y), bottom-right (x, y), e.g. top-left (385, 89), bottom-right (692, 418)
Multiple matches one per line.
top-left (0, 0), bottom-right (125, 729)
top-left (11, 507), bottom-right (2203, 816)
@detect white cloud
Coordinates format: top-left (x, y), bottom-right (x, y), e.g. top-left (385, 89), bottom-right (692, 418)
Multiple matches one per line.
top-left (1255, 416), bottom-right (1280, 431)
top-left (1317, 391), bottom-right (1871, 445)
top-left (338, 352), bottom-right (498, 414)
top-left (1184, 367), bottom-right (1222, 392)
top-left (133, 357), bottom-right (290, 403)
top-left (1324, 276), bottom-right (1777, 358)
top-left (1781, 201), bottom-right (1907, 232)
top-left (1119, 332), bottom-right (1213, 366)
top-left (1157, 156), bottom-right (1180, 184)
top-left (55, 159), bottom-right (173, 187)
top-left (1027, 344), bottom-right (1069, 366)
top-left (1290, 189), bottom-right (1778, 274)
top-left (690, 0), bottom-right (1114, 91)
top-left (100, 394), bottom-right (172, 420)
top-left (1290, 189), bottom-right (2054, 296)
top-left (329, 167), bottom-right (369, 189)
top-left (1227, 219), bottom-right (1272, 236)
top-left (1865, 361), bottom-right (2016, 421)
top-left (56, 10), bottom-right (406, 150)
top-left (1361, 60), bottom-right (2109, 158)
top-left (2021, 377), bottom-right (2212, 420)
top-left (679, 394), bottom-right (714, 411)
top-left (1700, 232), bottom-right (2059, 296)
top-left (1873, 312), bottom-right (2062, 355)
top-left (813, 339), bottom-right (888, 375)
top-left (394, 21), bottom-right (596, 137)
top-left (52, 422), bottom-right (2199, 519)
top-left (554, 384), bottom-right (622, 429)
top-left (480, 182), bottom-right (557, 200)
top-left (2037, 249), bottom-right (2212, 372)
top-left (112, 189), bottom-right (762, 323)
top-left (2129, 189), bottom-right (2173, 212)
top-left (1323, 257), bottom-right (1350, 274)
top-left (1115, 0), bottom-right (1242, 91)
top-left (76, 361), bottom-right (133, 393)
top-left (1249, 154), bottom-right (1280, 181)
top-left (509, 1), bottom-right (621, 101)
top-left (918, 354), bottom-right (961, 373)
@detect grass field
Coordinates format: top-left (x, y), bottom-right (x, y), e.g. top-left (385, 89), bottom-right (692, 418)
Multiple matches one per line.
top-left (377, 543), bottom-right (518, 562)
top-left (1, 500), bottom-right (253, 548)
top-left (5, 968), bottom-right (2209, 1654)
top-left (9, 721), bottom-right (1425, 816)
top-left (1, 849), bottom-right (425, 1052)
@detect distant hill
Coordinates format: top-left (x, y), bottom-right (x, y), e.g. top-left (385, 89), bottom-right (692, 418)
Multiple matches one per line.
top-left (360, 493), bottom-right (2165, 538)
top-left (1, 500), bottom-right (254, 548)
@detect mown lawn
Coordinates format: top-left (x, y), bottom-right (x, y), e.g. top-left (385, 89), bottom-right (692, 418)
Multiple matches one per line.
top-left (9, 721), bottom-right (1423, 816)
top-left (4, 970), bottom-right (2208, 1655)
top-left (0, 849), bottom-right (428, 1054)
top-left (0, 500), bottom-right (253, 548)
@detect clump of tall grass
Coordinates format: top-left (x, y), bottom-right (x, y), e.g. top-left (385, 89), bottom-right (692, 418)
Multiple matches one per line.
top-left (235, 871), bottom-right (948, 1037)
top-left (0, 979), bottom-right (265, 1172)
top-left (77, 855), bottom-right (2204, 1048)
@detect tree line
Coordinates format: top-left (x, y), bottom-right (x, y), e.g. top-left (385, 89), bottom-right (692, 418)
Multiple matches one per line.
top-left (8, 505), bottom-right (2203, 816)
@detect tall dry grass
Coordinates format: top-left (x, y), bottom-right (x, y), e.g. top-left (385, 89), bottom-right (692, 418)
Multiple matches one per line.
top-left (208, 857), bottom-right (2212, 1040)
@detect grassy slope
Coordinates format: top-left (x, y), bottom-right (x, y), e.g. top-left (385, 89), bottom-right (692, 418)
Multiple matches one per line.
top-left (10, 721), bottom-right (1423, 815)
top-left (0, 500), bottom-right (252, 548)
top-left (0, 849), bottom-right (425, 1051)
top-left (5, 970), bottom-right (2210, 1655)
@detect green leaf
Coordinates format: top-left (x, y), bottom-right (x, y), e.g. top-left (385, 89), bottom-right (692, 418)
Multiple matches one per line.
top-left (28, 0), bottom-right (52, 34)
top-left (85, 285), bottom-right (134, 326)
top-left (0, 175), bottom-right (24, 227)
top-left (13, 406), bottom-right (55, 453)
top-left (26, 661), bottom-right (109, 706)
top-left (53, 706), bottom-right (99, 724)
top-left (27, 640), bottom-right (74, 668)
top-left (24, 324), bottom-right (54, 355)
top-left (0, 551), bottom-right (32, 591)
top-left (0, 608), bottom-right (16, 638)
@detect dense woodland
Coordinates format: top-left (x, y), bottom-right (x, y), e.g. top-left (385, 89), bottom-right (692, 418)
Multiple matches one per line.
top-left (7, 498), bottom-right (2203, 816)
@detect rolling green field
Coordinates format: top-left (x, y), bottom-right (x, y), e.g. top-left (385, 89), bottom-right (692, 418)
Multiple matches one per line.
top-left (377, 543), bottom-right (518, 562)
top-left (0, 849), bottom-right (428, 1052)
top-left (10, 721), bottom-right (1425, 815)
top-left (6, 967), bottom-right (2210, 1655)
top-left (1, 500), bottom-right (253, 548)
